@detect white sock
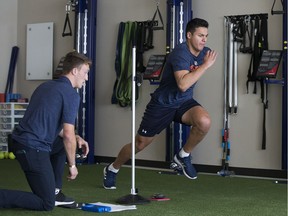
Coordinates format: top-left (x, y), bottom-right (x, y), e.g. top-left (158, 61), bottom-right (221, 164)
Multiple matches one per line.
top-left (108, 163), bottom-right (119, 173)
top-left (55, 188), bottom-right (60, 195)
top-left (179, 148), bottom-right (190, 158)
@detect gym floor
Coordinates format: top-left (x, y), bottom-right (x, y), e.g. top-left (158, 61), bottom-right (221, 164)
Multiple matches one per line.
top-left (0, 160), bottom-right (287, 216)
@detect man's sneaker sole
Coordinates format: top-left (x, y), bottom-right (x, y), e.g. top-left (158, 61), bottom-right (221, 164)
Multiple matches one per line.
top-left (55, 201), bottom-right (75, 206)
top-left (173, 155), bottom-right (197, 180)
top-left (103, 185), bottom-right (116, 190)
top-left (57, 202), bottom-right (84, 209)
top-left (103, 167), bottom-right (116, 190)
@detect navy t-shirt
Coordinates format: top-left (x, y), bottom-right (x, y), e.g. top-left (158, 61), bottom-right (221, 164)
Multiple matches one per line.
top-left (151, 42), bottom-right (210, 108)
top-left (12, 76), bottom-right (80, 152)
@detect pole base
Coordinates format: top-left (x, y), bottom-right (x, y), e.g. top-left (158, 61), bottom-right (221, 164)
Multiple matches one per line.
top-left (116, 194), bottom-right (150, 205)
top-left (274, 180), bottom-right (287, 184)
top-left (217, 169), bottom-right (235, 177)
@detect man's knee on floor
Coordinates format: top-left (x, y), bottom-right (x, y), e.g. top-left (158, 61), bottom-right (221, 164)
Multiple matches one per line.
top-left (42, 199), bottom-right (55, 211)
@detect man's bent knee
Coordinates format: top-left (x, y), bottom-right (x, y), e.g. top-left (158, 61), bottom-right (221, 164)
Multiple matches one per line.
top-left (195, 115), bottom-right (211, 134)
top-left (135, 135), bottom-right (154, 152)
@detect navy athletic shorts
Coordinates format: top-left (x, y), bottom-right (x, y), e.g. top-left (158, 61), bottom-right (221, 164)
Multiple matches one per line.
top-left (138, 98), bottom-right (201, 137)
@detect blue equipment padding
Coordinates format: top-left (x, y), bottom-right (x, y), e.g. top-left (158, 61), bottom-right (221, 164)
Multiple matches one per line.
top-left (82, 204), bottom-right (111, 213)
top-left (73, 0), bottom-right (96, 164)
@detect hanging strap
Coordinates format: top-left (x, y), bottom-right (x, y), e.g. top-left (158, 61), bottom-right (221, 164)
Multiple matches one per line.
top-left (252, 18), bottom-right (261, 79)
top-left (246, 54), bottom-right (254, 93)
top-left (260, 17), bottom-right (268, 50)
top-left (249, 16), bottom-right (269, 149)
top-left (116, 21), bottom-right (133, 107)
top-left (246, 17), bottom-right (261, 94)
top-left (261, 79), bottom-right (269, 149)
top-left (271, 0), bottom-right (284, 15)
top-left (238, 18), bottom-right (253, 53)
top-left (62, 13), bottom-right (72, 37)
top-left (62, 3), bottom-right (73, 37)
top-left (243, 15), bottom-right (269, 149)
top-left (112, 20), bottom-right (156, 107)
top-left (259, 17), bottom-right (269, 150)
top-left (145, 21), bottom-right (155, 50)
top-left (151, 5), bottom-right (164, 30)
top-left (136, 22), bottom-right (147, 72)
top-left (115, 21), bottom-right (137, 107)
top-left (111, 22), bottom-right (125, 104)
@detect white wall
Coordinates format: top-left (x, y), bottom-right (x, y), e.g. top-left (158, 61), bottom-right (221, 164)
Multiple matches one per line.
top-left (95, 0), bottom-right (167, 161)
top-left (191, 0), bottom-right (283, 169)
top-left (0, 0), bottom-right (18, 93)
top-left (16, 0), bottom-right (74, 97)
top-left (1, 0), bottom-right (73, 97)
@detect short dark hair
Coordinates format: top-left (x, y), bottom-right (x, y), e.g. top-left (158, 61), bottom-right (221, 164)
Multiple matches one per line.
top-left (186, 18), bottom-right (209, 38)
top-left (62, 51), bottom-right (92, 75)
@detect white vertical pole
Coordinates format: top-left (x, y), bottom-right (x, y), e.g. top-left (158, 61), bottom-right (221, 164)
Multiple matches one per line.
top-left (178, 1), bottom-right (185, 148)
top-left (172, 5), bottom-right (176, 49)
top-left (233, 39), bottom-right (238, 114)
top-left (179, 1), bottom-right (184, 44)
top-left (223, 17), bottom-right (228, 126)
top-left (228, 22), bottom-right (233, 113)
top-left (131, 46), bottom-right (136, 195)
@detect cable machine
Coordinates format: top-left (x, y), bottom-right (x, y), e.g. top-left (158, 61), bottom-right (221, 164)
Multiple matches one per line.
top-left (280, 0), bottom-right (287, 170)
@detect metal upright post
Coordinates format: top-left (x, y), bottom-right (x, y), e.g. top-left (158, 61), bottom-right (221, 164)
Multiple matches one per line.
top-left (282, 0), bottom-right (287, 170)
top-left (85, 0), bottom-right (96, 164)
top-left (75, 0), bottom-right (96, 164)
top-left (116, 46), bottom-right (150, 205)
top-left (165, 0), bottom-right (192, 162)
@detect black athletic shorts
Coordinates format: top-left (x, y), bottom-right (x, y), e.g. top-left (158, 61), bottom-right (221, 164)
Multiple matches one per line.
top-left (138, 98), bottom-right (201, 137)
